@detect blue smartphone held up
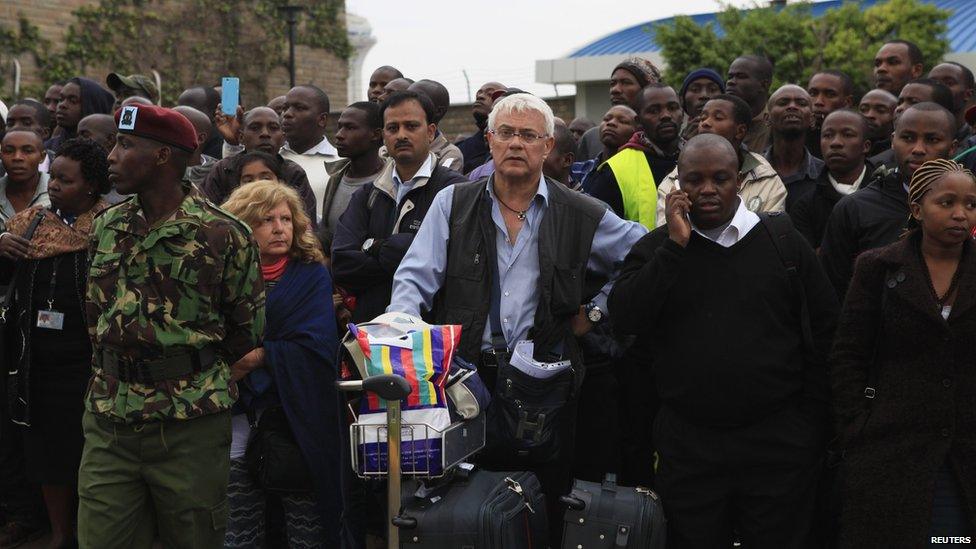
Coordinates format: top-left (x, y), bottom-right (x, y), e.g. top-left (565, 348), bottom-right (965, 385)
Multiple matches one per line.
top-left (221, 77), bottom-right (240, 116)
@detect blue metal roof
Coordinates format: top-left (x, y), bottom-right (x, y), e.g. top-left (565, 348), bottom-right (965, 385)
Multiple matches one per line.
top-left (569, 0), bottom-right (976, 58)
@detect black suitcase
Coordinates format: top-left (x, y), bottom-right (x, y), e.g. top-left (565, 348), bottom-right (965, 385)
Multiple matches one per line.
top-left (560, 474), bottom-right (665, 549)
top-left (396, 468), bottom-right (548, 548)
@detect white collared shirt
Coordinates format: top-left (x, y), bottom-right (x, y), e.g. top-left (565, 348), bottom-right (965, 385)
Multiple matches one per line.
top-left (281, 136), bottom-right (339, 158)
top-left (392, 153), bottom-right (435, 206)
top-left (691, 197), bottom-right (760, 248)
top-left (280, 136), bottom-right (340, 221)
top-left (829, 165), bottom-right (867, 196)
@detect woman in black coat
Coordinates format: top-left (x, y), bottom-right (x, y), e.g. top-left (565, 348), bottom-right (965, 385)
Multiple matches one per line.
top-left (831, 159), bottom-right (976, 547)
top-left (0, 138), bottom-right (111, 548)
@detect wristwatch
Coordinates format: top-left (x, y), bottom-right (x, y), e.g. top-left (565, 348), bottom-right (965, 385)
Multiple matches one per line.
top-left (361, 238), bottom-right (376, 254)
top-left (584, 302), bottom-right (604, 323)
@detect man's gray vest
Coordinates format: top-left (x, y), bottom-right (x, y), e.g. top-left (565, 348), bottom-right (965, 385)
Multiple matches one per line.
top-left (433, 176), bottom-right (607, 369)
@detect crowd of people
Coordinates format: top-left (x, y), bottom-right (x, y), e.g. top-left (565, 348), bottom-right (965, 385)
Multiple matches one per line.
top-left (0, 35), bottom-right (972, 549)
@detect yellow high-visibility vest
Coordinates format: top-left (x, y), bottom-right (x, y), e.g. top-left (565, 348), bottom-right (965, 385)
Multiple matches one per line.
top-left (602, 148), bottom-right (657, 229)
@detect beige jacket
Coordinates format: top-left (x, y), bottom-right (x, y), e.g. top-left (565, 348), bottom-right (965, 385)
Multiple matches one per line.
top-left (655, 150), bottom-right (787, 228)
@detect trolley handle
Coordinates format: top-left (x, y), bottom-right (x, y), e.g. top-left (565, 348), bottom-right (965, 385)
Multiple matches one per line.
top-left (336, 374), bottom-right (412, 401)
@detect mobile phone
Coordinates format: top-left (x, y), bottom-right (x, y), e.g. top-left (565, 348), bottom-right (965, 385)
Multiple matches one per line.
top-left (221, 77), bottom-right (240, 116)
top-left (672, 178), bottom-right (691, 222)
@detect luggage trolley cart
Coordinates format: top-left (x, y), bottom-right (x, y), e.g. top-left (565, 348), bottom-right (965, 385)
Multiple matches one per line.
top-left (336, 374), bottom-right (486, 548)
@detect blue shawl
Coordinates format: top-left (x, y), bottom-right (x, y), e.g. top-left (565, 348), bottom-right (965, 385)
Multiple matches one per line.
top-left (243, 260), bottom-right (342, 543)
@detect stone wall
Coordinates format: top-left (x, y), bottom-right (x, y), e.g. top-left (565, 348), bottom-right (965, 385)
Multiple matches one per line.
top-left (0, 0), bottom-right (348, 106)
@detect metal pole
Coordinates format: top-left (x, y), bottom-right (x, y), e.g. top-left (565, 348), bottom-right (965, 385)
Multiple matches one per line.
top-left (288, 18), bottom-right (297, 87)
top-left (462, 69), bottom-right (471, 103)
top-left (12, 59), bottom-right (21, 101)
top-left (386, 398), bottom-right (402, 548)
top-left (151, 70), bottom-right (162, 105)
top-left (278, 6), bottom-right (303, 88)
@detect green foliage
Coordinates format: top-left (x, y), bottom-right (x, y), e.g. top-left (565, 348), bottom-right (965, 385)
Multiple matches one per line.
top-left (0, 17), bottom-right (47, 95)
top-left (654, 0), bottom-right (951, 94)
top-left (1, 0), bottom-right (349, 102)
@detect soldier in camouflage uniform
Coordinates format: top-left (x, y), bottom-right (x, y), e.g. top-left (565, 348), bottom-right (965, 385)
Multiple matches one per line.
top-left (76, 104), bottom-right (264, 549)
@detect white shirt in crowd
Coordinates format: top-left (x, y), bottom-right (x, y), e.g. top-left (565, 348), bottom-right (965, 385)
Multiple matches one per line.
top-left (280, 137), bottom-right (340, 222)
top-left (691, 197), bottom-right (760, 248)
top-left (829, 165), bottom-right (867, 196)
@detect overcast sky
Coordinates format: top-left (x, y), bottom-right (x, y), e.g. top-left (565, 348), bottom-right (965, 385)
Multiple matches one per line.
top-left (346, 0), bottom-right (763, 103)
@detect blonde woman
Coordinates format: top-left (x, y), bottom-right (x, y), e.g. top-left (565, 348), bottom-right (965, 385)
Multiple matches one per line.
top-left (221, 180), bottom-right (341, 548)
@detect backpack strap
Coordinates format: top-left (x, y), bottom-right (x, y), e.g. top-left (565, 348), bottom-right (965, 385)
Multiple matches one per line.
top-left (759, 212), bottom-right (814, 353)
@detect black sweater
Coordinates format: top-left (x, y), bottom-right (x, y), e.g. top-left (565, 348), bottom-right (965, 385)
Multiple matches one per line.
top-left (609, 223), bottom-right (839, 427)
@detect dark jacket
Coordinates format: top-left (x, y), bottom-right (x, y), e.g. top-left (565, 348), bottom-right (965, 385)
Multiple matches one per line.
top-left (868, 148), bottom-right (895, 170)
top-left (867, 138), bottom-right (891, 159)
top-left (332, 159), bottom-right (467, 323)
top-left (791, 161), bottom-right (877, 249)
top-left (830, 235), bottom-right (976, 547)
top-left (199, 153), bottom-right (317, 226)
top-left (200, 133), bottom-right (223, 161)
top-left (575, 125), bottom-right (603, 162)
top-left (2, 250), bottom-right (91, 424)
top-left (818, 166), bottom-right (908, 300)
top-left (954, 138), bottom-right (976, 173)
top-left (457, 129), bottom-right (490, 175)
top-left (763, 146), bottom-right (824, 213)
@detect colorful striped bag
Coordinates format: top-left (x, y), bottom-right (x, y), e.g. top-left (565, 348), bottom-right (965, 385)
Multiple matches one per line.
top-left (348, 320), bottom-right (461, 475)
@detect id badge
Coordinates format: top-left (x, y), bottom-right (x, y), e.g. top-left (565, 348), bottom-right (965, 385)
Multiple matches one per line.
top-left (36, 310), bottom-right (65, 330)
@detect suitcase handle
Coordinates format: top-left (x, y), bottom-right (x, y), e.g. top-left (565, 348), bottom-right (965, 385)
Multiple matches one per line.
top-left (559, 495), bottom-right (586, 511)
top-left (392, 515), bottom-right (418, 530)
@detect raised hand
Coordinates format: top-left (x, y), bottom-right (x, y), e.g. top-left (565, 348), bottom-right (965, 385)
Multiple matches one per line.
top-left (665, 189), bottom-right (693, 248)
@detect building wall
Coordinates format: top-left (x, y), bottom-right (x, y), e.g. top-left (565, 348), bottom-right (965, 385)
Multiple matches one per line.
top-left (0, 0), bottom-right (348, 106)
top-left (266, 45), bottom-right (349, 107)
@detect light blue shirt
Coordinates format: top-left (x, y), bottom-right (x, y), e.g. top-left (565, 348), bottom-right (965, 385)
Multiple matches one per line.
top-left (393, 153), bottom-right (434, 207)
top-left (388, 175), bottom-right (647, 350)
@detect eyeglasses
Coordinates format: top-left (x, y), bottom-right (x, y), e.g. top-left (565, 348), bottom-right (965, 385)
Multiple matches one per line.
top-left (489, 128), bottom-right (548, 144)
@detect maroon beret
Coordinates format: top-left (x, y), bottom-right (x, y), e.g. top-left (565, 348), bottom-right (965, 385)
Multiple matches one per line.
top-left (114, 104), bottom-right (198, 152)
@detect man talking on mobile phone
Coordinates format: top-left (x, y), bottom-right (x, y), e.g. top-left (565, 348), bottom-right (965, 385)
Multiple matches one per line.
top-left (610, 133), bottom-right (839, 548)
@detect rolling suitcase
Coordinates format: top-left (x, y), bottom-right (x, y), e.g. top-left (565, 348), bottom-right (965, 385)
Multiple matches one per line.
top-left (396, 468), bottom-right (548, 548)
top-left (560, 474), bottom-right (665, 549)
top-left (338, 367), bottom-right (545, 549)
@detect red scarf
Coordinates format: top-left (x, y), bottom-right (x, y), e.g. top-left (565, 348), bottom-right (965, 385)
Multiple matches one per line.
top-left (261, 256), bottom-right (289, 281)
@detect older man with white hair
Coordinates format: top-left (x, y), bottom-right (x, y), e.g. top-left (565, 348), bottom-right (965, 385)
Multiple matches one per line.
top-left (388, 93), bottom-right (646, 535)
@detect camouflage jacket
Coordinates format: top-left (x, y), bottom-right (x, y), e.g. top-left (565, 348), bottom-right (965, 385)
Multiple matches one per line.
top-left (85, 191), bottom-right (265, 423)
